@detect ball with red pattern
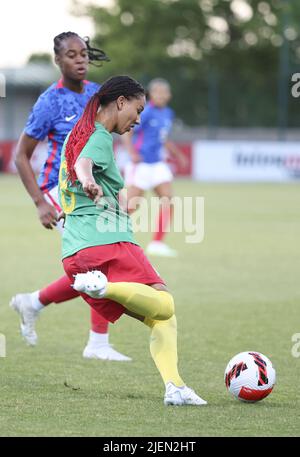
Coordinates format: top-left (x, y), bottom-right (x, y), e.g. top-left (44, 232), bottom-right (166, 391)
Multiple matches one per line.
top-left (224, 351), bottom-right (276, 402)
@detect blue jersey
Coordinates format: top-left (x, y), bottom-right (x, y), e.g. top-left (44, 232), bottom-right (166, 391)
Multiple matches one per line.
top-left (132, 101), bottom-right (174, 164)
top-left (25, 79), bottom-right (99, 192)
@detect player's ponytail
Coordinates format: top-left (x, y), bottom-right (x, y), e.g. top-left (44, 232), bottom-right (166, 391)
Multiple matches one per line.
top-left (65, 93), bottom-right (101, 184)
top-left (83, 36), bottom-right (110, 66)
top-left (65, 76), bottom-right (145, 184)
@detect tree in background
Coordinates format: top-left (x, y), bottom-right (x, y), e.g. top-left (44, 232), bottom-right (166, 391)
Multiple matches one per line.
top-left (76, 0), bottom-right (300, 128)
top-left (27, 53), bottom-right (53, 65)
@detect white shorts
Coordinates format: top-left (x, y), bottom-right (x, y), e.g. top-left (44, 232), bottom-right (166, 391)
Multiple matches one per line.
top-left (43, 185), bottom-right (64, 234)
top-left (124, 161), bottom-right (173, 191)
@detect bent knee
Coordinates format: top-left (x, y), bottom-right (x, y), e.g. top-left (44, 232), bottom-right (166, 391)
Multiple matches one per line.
top-left (156, 291), bottom-right (175, 320)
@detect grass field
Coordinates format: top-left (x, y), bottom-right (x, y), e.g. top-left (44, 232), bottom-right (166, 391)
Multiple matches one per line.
top-left (0, 175), bottom-right (300, 437)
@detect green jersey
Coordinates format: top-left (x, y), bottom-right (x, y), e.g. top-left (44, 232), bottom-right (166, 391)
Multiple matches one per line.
top-left (58, 122), bottom-right (137, 259)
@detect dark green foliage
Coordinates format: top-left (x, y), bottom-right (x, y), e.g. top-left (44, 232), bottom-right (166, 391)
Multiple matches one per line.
top-left (81, 0), bottom-right (300, 127)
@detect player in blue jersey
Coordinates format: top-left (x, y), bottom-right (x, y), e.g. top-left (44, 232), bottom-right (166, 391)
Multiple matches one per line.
top-left (10, 32), bottom-right (131, 361)
top-left (122, 78), bottom-right (187, 257)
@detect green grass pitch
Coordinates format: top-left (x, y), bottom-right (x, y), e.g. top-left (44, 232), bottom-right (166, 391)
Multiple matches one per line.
top-left (0, 175), bottom-right (299, 437)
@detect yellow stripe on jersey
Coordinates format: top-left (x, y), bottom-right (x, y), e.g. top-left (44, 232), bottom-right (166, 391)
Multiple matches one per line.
top-left (59, 160), bottom-right (76, 214)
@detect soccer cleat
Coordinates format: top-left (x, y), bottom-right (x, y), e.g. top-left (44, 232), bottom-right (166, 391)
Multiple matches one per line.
top-left (164, 382), bottom-right (207, 406)
top-left (146, 241), bottom-right (178, 258)
top-left (83, 344), bottom-right (132, 361)
top-left (10, 294), bottom-right (39, 346)
top-left (72, 270), bottom-right (108, 298)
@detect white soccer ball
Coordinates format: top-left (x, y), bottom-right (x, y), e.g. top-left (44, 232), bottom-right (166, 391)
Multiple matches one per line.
top-left (224, 351), bottom-right (276, 402)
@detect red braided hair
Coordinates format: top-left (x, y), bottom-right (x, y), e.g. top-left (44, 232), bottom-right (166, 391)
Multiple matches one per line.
top-left (65, 93), bottom-right (100, 184)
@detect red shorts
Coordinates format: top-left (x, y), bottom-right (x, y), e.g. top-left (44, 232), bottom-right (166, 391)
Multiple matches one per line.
top-left (63, 242), bottom-right (165, 323)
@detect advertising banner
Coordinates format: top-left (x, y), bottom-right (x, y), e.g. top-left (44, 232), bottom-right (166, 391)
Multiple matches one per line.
top-left (192, 141), bottom-right (300, 182)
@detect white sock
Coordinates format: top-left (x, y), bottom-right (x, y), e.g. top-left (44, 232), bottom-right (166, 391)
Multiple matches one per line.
top-left (88, 330), bottom-right (109, 346)
top-left (31, 291), bottom-right (45, 311)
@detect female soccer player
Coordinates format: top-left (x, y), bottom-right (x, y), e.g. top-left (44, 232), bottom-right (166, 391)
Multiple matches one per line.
top-left (10, 32), bottom-right (131, 361)
top-left (122, 78), bottom-right (187, 257)
top-left (59, 75), bottom-right (207, 406)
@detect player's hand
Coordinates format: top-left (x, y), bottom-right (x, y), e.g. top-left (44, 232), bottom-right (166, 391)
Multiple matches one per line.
top-left (82, 180), bottom-right (103, 203)
top-left (37, 200), bottom-right (58, 230)
top-left (57, 211), bottom-right (66, 228)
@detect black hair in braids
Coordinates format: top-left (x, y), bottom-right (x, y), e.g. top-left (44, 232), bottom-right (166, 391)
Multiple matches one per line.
top-left (53, 31), bottom-right (110, 65)
top-left (94, 75), bottom-right (145, 107)
top-left (65, 75), bottom-right (145, 183)
top-left (83, 36), bottom-right (110, 66)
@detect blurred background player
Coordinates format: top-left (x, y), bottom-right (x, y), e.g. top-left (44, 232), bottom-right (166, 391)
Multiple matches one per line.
top-left (10, 32), bottom-right (131, 361)
top-left (122, 78), bottom-right (187, 258)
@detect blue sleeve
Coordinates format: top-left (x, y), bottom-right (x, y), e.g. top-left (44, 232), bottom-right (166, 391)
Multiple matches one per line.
top-left (24, 92), bottom-right (53, 141)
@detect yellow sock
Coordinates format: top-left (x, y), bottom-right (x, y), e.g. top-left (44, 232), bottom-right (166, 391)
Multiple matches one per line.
top-left (106, 282), bottom-right (174, 320)
top-left (144, 315), bottom-right (185, 387)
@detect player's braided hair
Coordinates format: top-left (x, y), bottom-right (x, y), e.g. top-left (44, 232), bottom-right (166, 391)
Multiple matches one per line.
top-left (54, 32), bottom-right (110, 65)
top-left (65, 75), bottom-right (145, 184)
